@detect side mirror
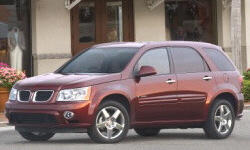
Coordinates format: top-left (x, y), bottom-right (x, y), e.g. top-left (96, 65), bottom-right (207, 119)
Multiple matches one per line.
top-left (136, 66), bottom-right (157, 78)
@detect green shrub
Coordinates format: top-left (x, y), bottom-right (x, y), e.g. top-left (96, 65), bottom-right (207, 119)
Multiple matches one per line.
top-left (243, 80), bottom-right (250, 101)
top-left (243, 71), bottom-right (250, 80)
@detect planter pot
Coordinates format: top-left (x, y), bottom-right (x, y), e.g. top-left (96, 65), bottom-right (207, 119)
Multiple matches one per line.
top-left (0, 87), bottom-right (9, 112)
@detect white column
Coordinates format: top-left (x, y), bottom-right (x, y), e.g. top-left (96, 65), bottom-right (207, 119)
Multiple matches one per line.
top-left (231, 0), bottom-right (242, 72)
top-left (31, 0), bottom-right (72, 75)
top-left (133, 0), bottom-right (166, 41)
top-left (217, 0), bottom-right (232, 55)
top-left (245, 0), bottom-right (250, 69)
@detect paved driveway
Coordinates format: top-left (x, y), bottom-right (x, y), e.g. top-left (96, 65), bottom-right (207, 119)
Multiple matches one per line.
top-left (1, 110), bottom-right (250, 150)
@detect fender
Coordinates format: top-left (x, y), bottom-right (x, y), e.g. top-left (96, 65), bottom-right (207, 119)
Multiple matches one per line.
top-left (87, 83), bottom-right (135, 123)
top-left (203, 87), bottom-right (238, 120)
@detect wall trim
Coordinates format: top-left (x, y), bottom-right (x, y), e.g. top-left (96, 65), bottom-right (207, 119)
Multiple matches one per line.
top-left (223, 46), bottom-right (246, 52)
top-left (33, 53), bottom-right (72, 60)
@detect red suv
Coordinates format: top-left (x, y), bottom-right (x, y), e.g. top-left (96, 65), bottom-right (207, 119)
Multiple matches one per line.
top-left (5, 42), bottom-right (244, 143)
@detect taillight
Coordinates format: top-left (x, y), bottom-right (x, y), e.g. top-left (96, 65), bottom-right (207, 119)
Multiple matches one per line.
top-left (239, 76), bottom-right (244, 92)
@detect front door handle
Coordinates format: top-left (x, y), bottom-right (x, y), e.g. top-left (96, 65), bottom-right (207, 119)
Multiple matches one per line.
top-left (203, 76), bottom-right (213, 81)
top-left (166, 79), bottom-right (176, 84)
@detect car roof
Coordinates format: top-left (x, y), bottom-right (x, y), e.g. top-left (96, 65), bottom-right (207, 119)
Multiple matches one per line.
top-left (93, 41), bottom-right (220, 49)
top-left (93, 42), bottom-right (146, 48)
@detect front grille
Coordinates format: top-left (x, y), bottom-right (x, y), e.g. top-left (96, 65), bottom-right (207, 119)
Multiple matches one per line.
top-left (18, 91), bottom-right (31, 102)
top-left (9, 113), bottom-right (57, 124)
top-left (34, 90), bottom-right (53, 102)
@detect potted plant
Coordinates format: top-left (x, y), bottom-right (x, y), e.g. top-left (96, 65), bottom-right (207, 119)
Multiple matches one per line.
top-left (0, 63), bottom-right (26, 112)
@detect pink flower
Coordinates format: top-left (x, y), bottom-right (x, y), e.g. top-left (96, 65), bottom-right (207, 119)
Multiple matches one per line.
top-left (0, 63), bottom-right (9, 69)
top-left (0, 66), bottom-right (26, 89)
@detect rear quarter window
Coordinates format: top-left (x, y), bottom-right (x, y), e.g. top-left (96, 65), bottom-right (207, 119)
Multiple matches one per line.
top-left (203, 48), bottom-right (235, 71)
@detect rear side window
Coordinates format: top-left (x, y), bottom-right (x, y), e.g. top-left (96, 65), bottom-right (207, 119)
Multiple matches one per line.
top-left (171, 47), bottom-right (209, 74)
top-left (204, 48), bottom-right (235, 71)
top-left (136, 48), bottom-right (170, 75)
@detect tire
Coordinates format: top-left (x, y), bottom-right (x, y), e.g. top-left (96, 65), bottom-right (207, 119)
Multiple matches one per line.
top-left (88, 100), bottom-right (130, 143)
top-left (204, 99), bottom-right (235, 139)
top-left (18, 131), bottom-right (55, 141)
top-left (134, 128), bottom-right (160, 136)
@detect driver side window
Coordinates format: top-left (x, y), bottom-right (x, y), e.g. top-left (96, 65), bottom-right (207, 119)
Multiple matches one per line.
top-left (136, 48), bottom-right (170, 75)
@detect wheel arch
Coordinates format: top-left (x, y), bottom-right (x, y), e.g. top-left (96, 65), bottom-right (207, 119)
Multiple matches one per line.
top-left (88, 91), bottom-right (134, 123)
top-left (100, 94), bottom-right (131, 114)
top-left (209, 92), bottom-right (238, 115)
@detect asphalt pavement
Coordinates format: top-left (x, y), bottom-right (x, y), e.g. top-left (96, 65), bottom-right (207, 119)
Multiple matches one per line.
top-left (1, 110), bottom-right (250, 150)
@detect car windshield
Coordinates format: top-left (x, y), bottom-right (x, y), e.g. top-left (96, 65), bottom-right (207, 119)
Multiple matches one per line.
top-left (57, 47), bottom-right (139, 74)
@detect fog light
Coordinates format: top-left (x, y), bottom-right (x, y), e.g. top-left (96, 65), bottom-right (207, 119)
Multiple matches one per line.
top-left (64, 111), bottom-right (74, 120)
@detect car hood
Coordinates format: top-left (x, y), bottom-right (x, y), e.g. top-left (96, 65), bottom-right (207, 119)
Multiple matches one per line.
top-left (15, 73), bottom-right (122, 90)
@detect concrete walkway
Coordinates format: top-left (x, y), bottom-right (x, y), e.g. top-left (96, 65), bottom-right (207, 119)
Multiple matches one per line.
top-left (0, 113), bottom-right (8, 127)
top-left (244, 102), bottom-right (250, 109)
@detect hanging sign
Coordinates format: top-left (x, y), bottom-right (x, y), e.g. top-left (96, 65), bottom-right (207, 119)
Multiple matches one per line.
top-left (145, 0), bottom-right (165, 10)
top-left (65, 0), bottom-right (82, 10)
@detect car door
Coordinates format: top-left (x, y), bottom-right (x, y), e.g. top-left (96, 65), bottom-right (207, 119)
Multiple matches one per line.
top-left (170, 47), bottom-right (216, 121)
top-left (135, 48), bottom-right (178, 122)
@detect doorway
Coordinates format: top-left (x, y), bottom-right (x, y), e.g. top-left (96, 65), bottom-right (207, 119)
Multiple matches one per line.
top-left (71, 0), bottom-right (134, 55)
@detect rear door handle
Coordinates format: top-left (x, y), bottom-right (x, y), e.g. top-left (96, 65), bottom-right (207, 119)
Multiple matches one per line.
top-left (166, 79), bottom-right (176, 84)
top-left (203, 76), bottom-right (213, 81)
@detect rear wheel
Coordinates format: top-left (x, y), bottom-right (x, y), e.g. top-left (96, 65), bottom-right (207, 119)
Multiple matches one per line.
top-left (204, 99), bottom-right (235, 139)
top-left (134, 128), bottom-right (160, 136)
top-left (18, 131), bottom-right (55, 141)
top-left (88, 100), bottom-right (130, 143)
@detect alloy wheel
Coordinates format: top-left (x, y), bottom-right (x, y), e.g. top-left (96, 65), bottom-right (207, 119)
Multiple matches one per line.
top-left (95, 106), bottom-right (125, 139)
top-left (214, 105), bottom-right (233, 135)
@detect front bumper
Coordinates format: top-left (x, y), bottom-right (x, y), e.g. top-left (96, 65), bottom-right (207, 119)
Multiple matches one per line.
top-left (5, 101), bottom-right (92, 131)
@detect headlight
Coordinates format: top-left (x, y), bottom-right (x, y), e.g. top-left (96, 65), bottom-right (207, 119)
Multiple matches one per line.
top-left (57, 87), bottom-right (91, 102)
top-left (9, 88), bottom-right (18, 101)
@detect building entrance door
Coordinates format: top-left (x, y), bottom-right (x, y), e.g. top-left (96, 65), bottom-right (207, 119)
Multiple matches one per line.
top-left (71, 0), bottom-right (134, 55)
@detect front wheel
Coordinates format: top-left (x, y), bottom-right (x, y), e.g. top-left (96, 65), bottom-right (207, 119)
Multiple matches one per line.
top-left (88, 100), bottom-right (130, 143)
top-left (204, 99), bottom-right (235, 139)
top-left (18, 131), bottom-right (55, 141)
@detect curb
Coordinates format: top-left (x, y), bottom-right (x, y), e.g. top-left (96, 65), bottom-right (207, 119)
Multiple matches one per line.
top-left (0, 122), bottom-right (9, 128)
top-left (245, 105), bottom-right (250, 109)
top-left (0, 126), bottom-right (14, 132)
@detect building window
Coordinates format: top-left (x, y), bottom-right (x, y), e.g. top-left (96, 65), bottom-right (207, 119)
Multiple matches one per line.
top-left (0, 0), bottom-right (31, 75)
top-left (165, 0), bottom-right (215, 43)
top-left (106, 1), bottom-right (123, 42)
top-left (79, 1), bottom-right (96, 43)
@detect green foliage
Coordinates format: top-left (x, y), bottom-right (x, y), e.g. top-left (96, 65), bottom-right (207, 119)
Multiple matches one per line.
top-left (243, 80), bottom-right (250, 101)
top-left (243, 71), bottom-right (250, 80)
